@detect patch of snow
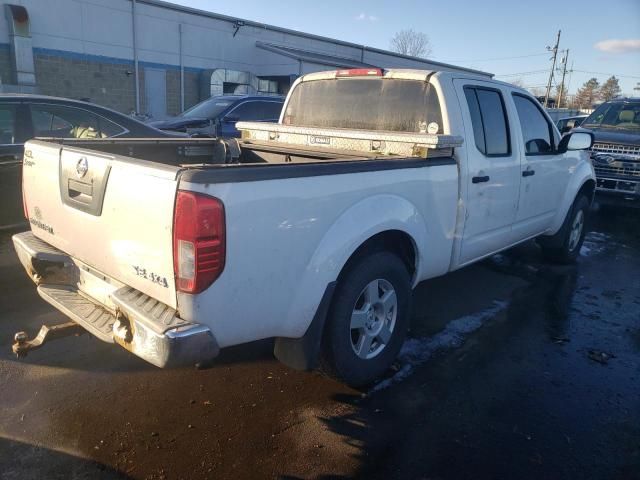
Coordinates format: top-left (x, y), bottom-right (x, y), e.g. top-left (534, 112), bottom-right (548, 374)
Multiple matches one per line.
top-left (370, 300), bottom-right (508, 392)
top-left (581, 231), bottom-right (611, 257)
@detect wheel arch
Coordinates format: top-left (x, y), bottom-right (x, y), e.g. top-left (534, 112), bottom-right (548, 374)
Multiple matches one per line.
top-left (547, 163), bottom-right (596, 235)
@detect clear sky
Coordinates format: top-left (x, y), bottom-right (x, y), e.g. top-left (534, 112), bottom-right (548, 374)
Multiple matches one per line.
top-left (172, 0), bottom-right (640, 96)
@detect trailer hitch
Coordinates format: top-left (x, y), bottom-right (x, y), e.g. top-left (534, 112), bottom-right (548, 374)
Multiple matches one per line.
top-left (12, 321), bottom-right (85, 358)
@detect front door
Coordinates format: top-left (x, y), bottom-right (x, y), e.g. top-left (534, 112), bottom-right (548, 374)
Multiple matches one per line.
top-left (510, 93), bottom-right (569, 239)
top-left (454, 80), bottom-right (521, 264)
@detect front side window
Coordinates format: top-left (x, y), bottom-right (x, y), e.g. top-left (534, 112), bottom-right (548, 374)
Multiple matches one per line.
top-left (261, 102), bottom-right (283, 121)
top-left (512, 94), bottom-right (554, 154)
top-left (463, 87), bottom-right (510, 156)
top-left (229, 102), bottom-right (262, 121)
top-left (0, 105), bottom-right (16, 145)
top-left (181, 97), bottom-right (233, 119)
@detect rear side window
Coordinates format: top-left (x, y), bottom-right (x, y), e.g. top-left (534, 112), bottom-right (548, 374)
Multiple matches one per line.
top-left (512, 94), bottom-right (554, 154)
top-left (463, 87), bottom-right (510, 156)
top-left (30, 104), bottom-right (126, 139)
top-left (0, 105), bottom-right (16, 145)
top-left (284, 79), bottom-right (443, 134)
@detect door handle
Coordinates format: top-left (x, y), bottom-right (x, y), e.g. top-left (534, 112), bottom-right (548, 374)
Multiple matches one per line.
top-left (522, 169), bottom-right (535, 177)
top-left (472, 175), bottom-right (490, 184)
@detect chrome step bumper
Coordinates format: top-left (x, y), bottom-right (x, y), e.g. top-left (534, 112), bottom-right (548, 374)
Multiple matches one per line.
top-left (12, 231), bottom-right (219, 368)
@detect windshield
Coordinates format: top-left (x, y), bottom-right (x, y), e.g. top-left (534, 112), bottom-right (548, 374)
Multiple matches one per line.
top-left (180, 97), bottom-right (234, 119)
top-left (283, 78), bottom-right (443, 134)
top-left (583, 102), bottom-right (640, 130)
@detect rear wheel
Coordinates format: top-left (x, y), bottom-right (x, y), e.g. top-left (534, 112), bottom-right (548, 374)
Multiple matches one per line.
top-left (539, 195), bottom-right (589, 264)
top-left (320, 251), bottom-right (411, 387)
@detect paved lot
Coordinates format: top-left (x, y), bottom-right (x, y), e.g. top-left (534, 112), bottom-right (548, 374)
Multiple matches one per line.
top-left (0, 208), bottom-right (638, 480)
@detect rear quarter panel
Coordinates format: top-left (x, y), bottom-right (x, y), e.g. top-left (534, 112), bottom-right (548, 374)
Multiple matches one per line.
top-left (178, 163), bottom-right (458, 347)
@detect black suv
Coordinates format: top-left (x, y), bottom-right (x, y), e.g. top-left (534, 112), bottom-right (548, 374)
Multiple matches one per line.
top-left (579, 98), bottom-right (640, 207)
top-left (0, 95), bottom-right (174, 227)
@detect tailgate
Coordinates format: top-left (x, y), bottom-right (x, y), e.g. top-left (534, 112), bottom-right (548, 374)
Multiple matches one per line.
top-left (22, 140), bottom-right (180, 308)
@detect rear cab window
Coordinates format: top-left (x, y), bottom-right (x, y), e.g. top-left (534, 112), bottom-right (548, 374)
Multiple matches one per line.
top-left (283, 78), bottom-right (443, 134)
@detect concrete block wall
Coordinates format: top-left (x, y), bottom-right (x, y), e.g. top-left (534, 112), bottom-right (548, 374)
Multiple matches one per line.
top-left (165, 70), bottom-right (201, 116)
top-left (33, 52), bottom-right (139, 113)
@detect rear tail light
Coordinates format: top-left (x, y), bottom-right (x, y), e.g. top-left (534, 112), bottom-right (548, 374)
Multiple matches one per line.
top-left (336, 68), bottom-right (383, 77)
top-left (173, 191), bottom-right (225, 294)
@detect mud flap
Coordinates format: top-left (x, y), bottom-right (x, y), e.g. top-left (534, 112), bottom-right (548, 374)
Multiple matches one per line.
top-left (273, 282), bottom-right (336, 371)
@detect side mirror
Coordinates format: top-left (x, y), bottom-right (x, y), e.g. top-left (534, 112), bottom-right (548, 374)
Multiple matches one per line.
top-left (557, 131), bottom-right (593, 153)
top-left (224, 114), bottom-right (239, 123)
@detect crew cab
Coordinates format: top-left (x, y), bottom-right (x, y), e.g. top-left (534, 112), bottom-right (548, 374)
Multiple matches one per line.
top-left (579, 98), bottom-right (640, 206)
top-left (13, 69), bottom-right (595, 387)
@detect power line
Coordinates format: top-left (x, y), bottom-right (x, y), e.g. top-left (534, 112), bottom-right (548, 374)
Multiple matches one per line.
top-left (495, 69), bottom-right (550, 77)
top-left (442, 52), bottom-right (550, 63)
top-left (572, 70), bottom-right (640, 80)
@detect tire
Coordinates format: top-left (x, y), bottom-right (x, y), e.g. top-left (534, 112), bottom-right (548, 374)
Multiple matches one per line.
top-left (320, 251), bottom-right (411, 387)
top-left (538, 195), bottom-right (590, 264)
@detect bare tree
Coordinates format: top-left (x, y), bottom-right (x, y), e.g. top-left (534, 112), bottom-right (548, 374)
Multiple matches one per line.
top-left (510, 78), bottom-right (525, 88)
top-left (390, 29), bottom-right (432, 58)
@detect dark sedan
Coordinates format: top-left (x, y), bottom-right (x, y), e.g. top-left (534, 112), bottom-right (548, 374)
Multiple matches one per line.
top-left (150, 95), bottom-right (284, 137)
top-left (0, 94), bottom-right (175, 227)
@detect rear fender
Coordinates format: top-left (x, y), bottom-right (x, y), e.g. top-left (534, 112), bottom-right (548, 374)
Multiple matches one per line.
top-left (282, 194), bottom-right (427, 338)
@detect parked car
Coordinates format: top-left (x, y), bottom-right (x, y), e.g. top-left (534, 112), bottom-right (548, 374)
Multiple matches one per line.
top-left (13, 68), bottom-right (595, 387)
top-left (0, 94), bottom-right (177, 228)
top-left (149, 95), bottom-right (284, 137)
top-left (578, 97), bottom-right (640, 207)
top-left (557, 114), bottom-right (588, 134)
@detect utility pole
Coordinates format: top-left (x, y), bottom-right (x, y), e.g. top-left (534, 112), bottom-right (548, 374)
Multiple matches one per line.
top-left (555, 49), bottom-right (569, 108)
top-left (544, 30), bottom-right (561, 108)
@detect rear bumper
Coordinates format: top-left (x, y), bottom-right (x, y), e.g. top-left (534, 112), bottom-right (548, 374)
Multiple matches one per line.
top-left (12, 231), bottom-right (219, 367)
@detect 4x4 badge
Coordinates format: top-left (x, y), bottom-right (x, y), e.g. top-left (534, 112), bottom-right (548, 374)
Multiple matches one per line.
top-left (76, 157), bottom-right (89, 178)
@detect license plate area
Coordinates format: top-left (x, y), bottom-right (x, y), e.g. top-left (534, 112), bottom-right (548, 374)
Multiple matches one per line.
top-left (75, 261), bottom-right (124, 313)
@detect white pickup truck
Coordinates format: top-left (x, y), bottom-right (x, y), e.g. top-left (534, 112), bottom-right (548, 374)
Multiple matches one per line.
top-left (14, 68), bottom-right (595, 386)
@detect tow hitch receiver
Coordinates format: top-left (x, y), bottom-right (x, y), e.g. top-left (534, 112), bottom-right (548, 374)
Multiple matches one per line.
top-left (12, 321), bottom-right (85, 358)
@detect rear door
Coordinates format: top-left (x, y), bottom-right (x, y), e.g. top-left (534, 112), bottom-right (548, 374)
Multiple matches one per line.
top-left (454, 80), bottom-right (521, 263)
top-left (22, 140), bottom-right (180, 307)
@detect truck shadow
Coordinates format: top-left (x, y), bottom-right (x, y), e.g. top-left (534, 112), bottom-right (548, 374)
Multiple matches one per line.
top-left (301, 249), bottom-right (584, 479)
top-left (0, 436), bottom-right (129, 480)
